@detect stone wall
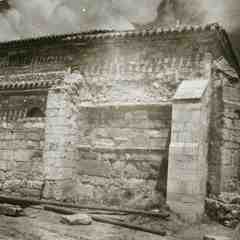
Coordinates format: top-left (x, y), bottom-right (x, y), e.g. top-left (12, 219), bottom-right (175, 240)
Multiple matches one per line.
top-left (207, 71), bottom-right (223, 195)
top-left (0, 118), bottom-right (45, 198)
top-left (0, 27), bottom-right (237, 209)
top-left (167, 79), bottom-right (211, 221)
top-left (36, 31), bottom-right (217, 206)
top-left (0, 30), bottom-right (222, 80)
top-left (43, 72), bottom-right (80, 201)
top-left (208, 70), bottom-right (240, 195)
top-left (0, 91), bottom-right (47, 198)
top-left (221, 76), bottom-right (240, 193)
top-left (74, 104), bottom-right (171, 206)
top-left (0, 94), bottom-right (47, 121)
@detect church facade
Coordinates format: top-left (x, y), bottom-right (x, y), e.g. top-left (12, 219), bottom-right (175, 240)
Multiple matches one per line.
top-left (0, 23), bottom-right (239, 220)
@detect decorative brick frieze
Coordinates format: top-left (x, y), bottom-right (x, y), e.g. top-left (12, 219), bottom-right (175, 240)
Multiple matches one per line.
top-left (0, 71), bottom-right (65, 89)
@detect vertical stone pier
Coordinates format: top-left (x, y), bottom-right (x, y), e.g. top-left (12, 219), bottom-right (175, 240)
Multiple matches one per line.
top-left (167, 79), bottom-right (211, 221)
top-left (43, 74), bottom-right (79, 200)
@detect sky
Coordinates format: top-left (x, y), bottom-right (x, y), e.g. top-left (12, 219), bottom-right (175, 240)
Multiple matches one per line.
top-left (0, 0), bottom-right (162, 40)
top-left (0, 0), bottom-right (240, 58)
top-left (153, 0), bottom-right (240, 59)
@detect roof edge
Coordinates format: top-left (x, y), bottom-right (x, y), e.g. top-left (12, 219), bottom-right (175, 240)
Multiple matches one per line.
top-left (0, 23), bottom-right (224, 47)
top-left (215, 27), bottom-right (240, 78)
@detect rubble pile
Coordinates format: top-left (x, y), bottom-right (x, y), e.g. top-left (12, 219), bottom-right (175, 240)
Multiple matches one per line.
top-left (205, 194), bottom-right (240, 228)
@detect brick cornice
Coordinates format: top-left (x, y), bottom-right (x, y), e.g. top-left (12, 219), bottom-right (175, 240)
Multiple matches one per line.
top-left (0, 23), bottom-right (223, 49)
top-left (0, 71), bottom-right (65, 91)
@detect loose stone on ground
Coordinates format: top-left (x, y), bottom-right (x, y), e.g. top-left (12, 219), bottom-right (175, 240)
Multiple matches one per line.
top-left (60, 213), bottom-right (92, 225)
top-left (0, 203), bottom-right (23, 217)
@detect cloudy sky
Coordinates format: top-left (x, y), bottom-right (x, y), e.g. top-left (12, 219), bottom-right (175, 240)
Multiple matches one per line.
top-left (0, 0), bottom-right (161, 40)
top-left (0, 0), bottom-right (240, 58)
top-left (154, 0), bottom-right (240, 59)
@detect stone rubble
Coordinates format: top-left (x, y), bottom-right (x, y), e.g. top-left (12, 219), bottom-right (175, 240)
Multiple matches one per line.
top-left (205, 194), bottom-right (240, 228)
top-left (60, 213), bottom-right (92, 225)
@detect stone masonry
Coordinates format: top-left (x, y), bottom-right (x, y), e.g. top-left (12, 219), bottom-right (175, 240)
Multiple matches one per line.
top-left (74, 104), bottom-right (171, 206)
top-left (167, 79), bottom-right (211, 221)
top-left (0, 23), bottom-right (239, 221)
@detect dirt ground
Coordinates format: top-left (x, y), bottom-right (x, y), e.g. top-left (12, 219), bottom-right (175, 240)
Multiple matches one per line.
top-left (0, 207), bottom-right (235, 240)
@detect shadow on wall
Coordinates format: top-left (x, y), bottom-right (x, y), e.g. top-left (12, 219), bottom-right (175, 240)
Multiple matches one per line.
top-left (26, 107), bottom-right (45, 118)
top-left (156, 156), bottom-right (168, 199)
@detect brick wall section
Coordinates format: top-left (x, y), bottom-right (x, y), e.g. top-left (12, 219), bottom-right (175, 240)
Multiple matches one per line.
top-left (0, 31), bottom-right (222, 80)
top-left (207, 72), bottom-right (223, 195)
top-left (0, 94), bottom-right (47, 121)
top-left (221, 76), bottom-right (240, 193)
top-left (74, 105), bottom-right (171, 206)
top-left (78, 105), bottom-right (171, 149)
top-left (0, 118), bottom-right (45, 197)
top-left (208, 70), bottom-right (240, 195)
top-left (0, 31), bottom-right (223, 106)
top-left (0, 73), bottom-right (55, 198)
top-left (0, 92), bottom-right (47, 198)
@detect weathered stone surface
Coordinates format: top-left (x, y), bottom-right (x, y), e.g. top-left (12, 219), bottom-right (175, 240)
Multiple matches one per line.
top-left (0, 26), bottom-right (239, 220)
top-left (208, 71), bottom-right (240, 195)
top-left (60, 214), bottom-right (92, 225)
top-left (167, 85), bottom-right (211, 221)
top-left (0, 118), bottom-right (45, 198)
top-left (174, 79), bottom-right (209, 100)
top-left (70, 104), bottom-right (171, 205)
top-left (205, 197), bottom-right (240, 228)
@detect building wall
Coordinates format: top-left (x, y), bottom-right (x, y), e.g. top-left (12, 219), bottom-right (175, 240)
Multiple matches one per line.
top-left (0, 93), bottom-right (47, 197)
top-left (74, 105), bottom-right (171, 206)
top-left (221, 76), bottom-right (240, 193)
top-left (0, 118), bottom-right (45, 198)
top-left (56, 31), bottom-right (216, 206)
top-left (0, 29), bottom-right (235, 208)
top-left (208, 70), bottom-right (240, 195)
top-left (0, 94), bottom-right (46, 121)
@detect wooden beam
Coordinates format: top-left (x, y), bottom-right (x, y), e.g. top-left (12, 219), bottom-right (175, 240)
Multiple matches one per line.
top-left (44, 205), bottom-right (167, 236)
top-left (0, 195), bottom-right (169, 219)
